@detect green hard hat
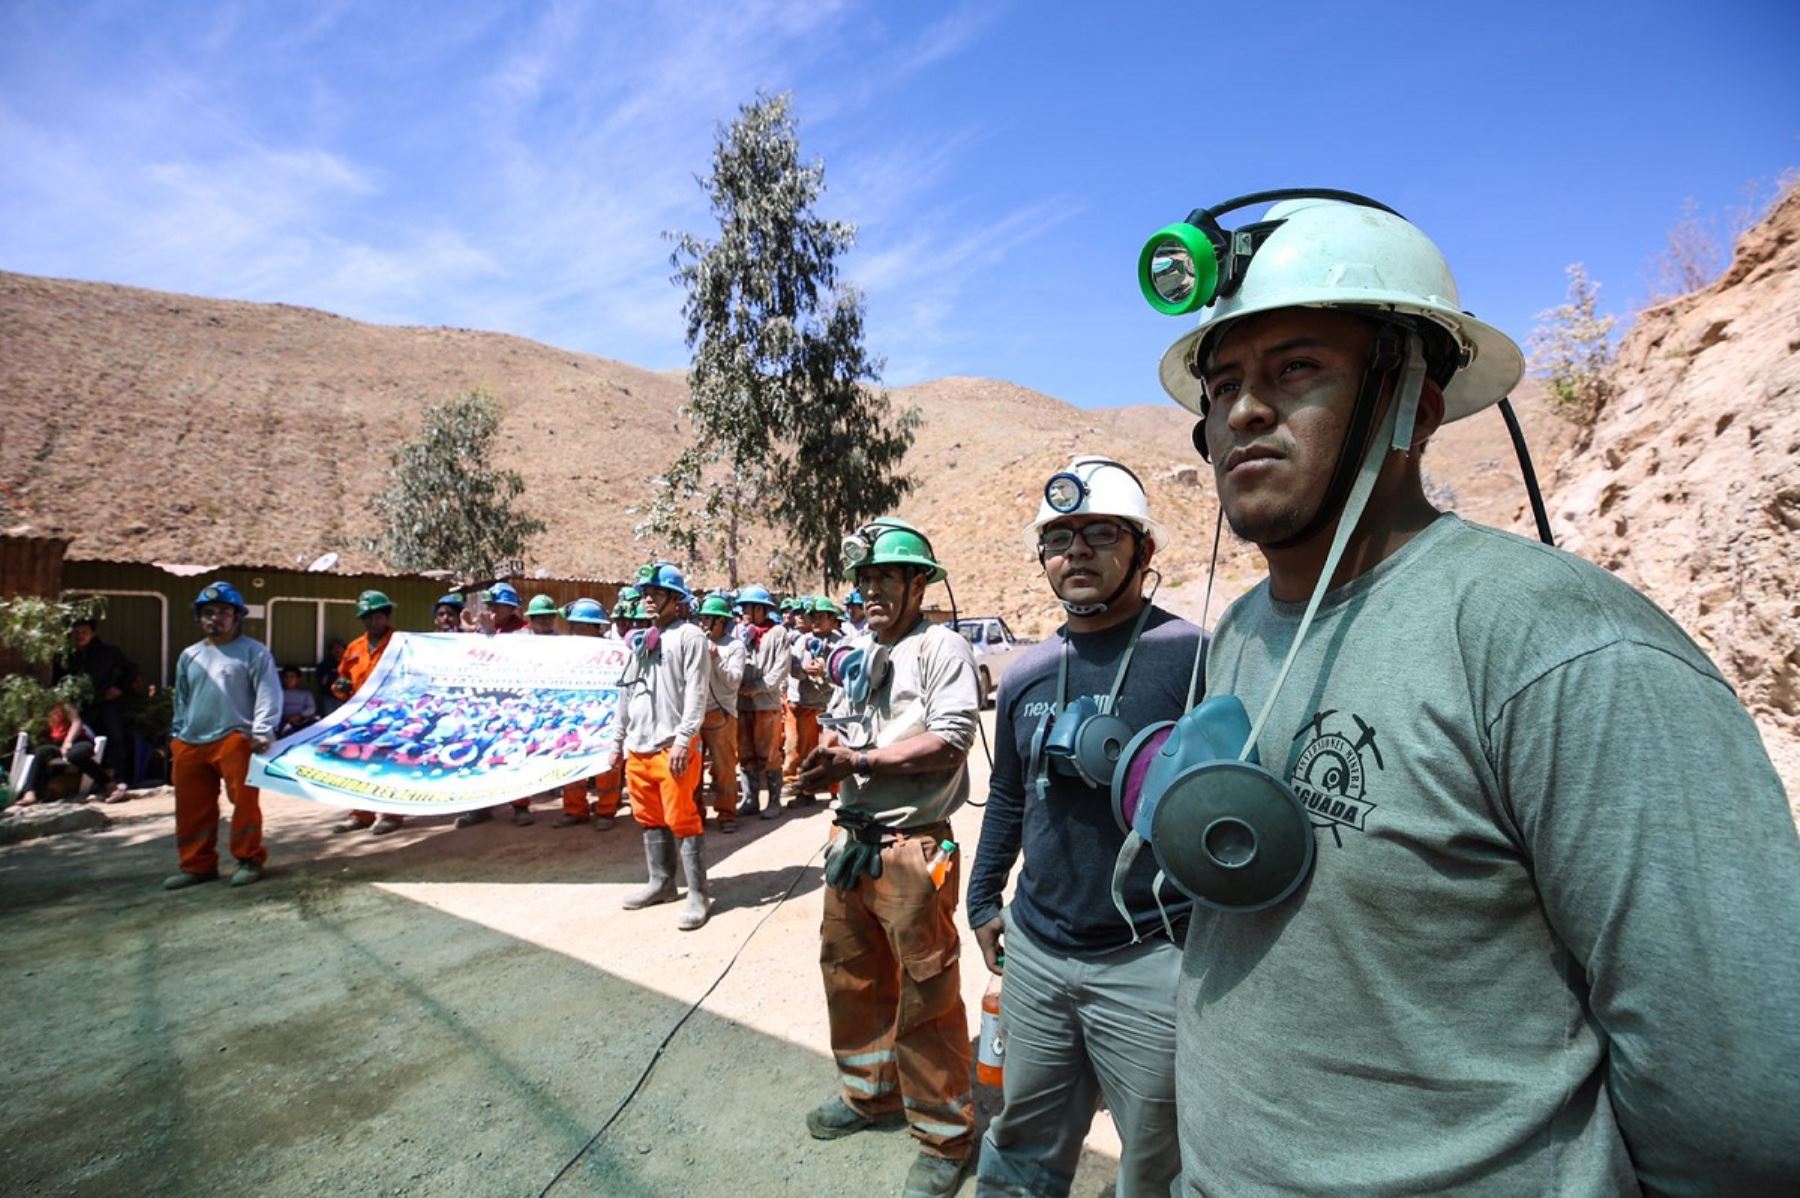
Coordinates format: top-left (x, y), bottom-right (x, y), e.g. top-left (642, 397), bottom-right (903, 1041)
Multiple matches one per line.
top-left (611, 598), bottom-right (634, 619)
top-left (842, 517), bottom-right (947, 583)
top-left (619, 585), bottom-right (641, 603)
top-left (631, 601), bottom-right (649, 620)
top-left (811, 595), bottom-right (843, 618)
top-left (697, 593), bottom-right (735, 618)
top-left (356, 590), bottom-right (395, 617)
top-left (526, 594), bottom-right (559, 617)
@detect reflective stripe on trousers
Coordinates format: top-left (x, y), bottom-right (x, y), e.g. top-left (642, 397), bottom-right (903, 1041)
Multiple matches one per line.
top-left (820, 823), bottom-right (973, 1160)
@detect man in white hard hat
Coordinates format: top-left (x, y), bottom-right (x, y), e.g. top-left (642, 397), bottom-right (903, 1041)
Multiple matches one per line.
top-left (965, 455), bottom-right (1203, 1197)
top-left (1138, 192), bottom-right (1798, 1193)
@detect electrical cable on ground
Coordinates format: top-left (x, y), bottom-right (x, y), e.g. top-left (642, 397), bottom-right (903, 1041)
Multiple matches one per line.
top-left (537, 840), bottom-right (828, 1198)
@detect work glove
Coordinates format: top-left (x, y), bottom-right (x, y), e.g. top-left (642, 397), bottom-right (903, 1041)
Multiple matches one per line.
top-left (824, 836), bottom-right (884, 894)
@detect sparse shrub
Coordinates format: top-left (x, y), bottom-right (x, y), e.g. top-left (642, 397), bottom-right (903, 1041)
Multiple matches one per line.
top-left (0, 595), bottom-right (101, 741)
top-left (1528, 263), bottom-right (1616, 427)
top-left (364, 389), bottom-right (547, 581)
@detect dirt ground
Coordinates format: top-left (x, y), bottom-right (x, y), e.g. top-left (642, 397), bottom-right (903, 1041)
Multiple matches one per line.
top-left (0, 714), bottom-right (1126, 1197)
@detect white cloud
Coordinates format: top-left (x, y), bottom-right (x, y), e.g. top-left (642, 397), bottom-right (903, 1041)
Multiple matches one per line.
top-left (0, 0), bottom-right (1021, 379)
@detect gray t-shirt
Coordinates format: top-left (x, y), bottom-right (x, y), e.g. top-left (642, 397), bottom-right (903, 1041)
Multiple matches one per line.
top-left (1178, 514), bottom-right (1799, 1196)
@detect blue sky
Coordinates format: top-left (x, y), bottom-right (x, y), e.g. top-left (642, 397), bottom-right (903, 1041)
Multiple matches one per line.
top-left (2, 1), bottom-right (1795, 409)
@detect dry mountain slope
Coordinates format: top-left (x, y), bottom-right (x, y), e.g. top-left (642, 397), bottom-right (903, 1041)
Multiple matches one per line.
top-left (0, 269), bottom-right (1560, 644)
top-left (1541, 186), bottom-right (1800, 798)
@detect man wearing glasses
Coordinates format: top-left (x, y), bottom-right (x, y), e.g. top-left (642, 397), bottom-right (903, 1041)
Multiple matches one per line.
top-left (966, 456), bottom-right (1205, 1197)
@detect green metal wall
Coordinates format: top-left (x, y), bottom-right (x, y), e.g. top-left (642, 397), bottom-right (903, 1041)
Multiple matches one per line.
top-left (61, 561), bottom-right (451, 685)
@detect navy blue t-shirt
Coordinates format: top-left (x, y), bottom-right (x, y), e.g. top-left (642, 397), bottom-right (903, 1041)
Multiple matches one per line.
top-left (966, 605), bottom-right (1206, 956)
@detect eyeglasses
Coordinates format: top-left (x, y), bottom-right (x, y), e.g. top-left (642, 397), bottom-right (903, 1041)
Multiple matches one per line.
top-left (1038, 521), bottom-right (1132, 555)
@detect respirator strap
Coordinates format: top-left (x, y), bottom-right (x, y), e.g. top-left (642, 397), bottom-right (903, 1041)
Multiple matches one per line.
top-left (1240, 333), bottom-right (1426, 762)
top-left (1110, 829), bottom-right (1148, 945)
top-left (1150, 870), bottom-right (1178, 943)
top-left (1188, 505), bottom-right (1225, 711)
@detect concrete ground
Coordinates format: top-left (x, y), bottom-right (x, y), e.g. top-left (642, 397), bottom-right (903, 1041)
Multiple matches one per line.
top-left (0, 714), bottom-right (1123, 1197)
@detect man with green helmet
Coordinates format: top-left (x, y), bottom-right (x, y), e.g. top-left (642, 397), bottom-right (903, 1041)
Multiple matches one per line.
top-left (329, 590), bottom-right (408, 836)
top-left (524, 593), bottom-right (560, 635)
top-left (694, 592), bottom-right (747, 832)
top-left (796, 517), bottom-right (981, 1198)
top-left (732, 583), bottom-right (789, 819)
top-left (1140, 191), bottom-right (1800, 1193)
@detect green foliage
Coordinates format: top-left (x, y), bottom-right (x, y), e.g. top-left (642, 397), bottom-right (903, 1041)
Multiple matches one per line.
top-left (0, 595), bottom-right (101, 739)
top-left (640, 91), bottom-right (918, 586)
top-left (1528, 263), bottom-right (1616, 427)
top-left (364, 389), bottom-right (547, 580)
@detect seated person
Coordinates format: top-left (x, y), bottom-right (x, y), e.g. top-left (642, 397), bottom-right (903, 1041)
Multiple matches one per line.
top-left (12, 700), bottom-right (126, 806)
top-left (277, 667), bottom-right (319, 737)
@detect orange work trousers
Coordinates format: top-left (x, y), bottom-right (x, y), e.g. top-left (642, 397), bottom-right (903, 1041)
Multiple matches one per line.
top-left (784, 705), bottom-right (823, 786)
top-left (625, 740), bottom-right (704, 839)
top-left (820, 821), bottom-right (973, 1160)
top-left (593, 756), bottom-right (624, 818)
top-left (699, 708), bottom-right (738, 817)
top-left (172, 733), bottom-right (267, 877)
top-left (737, 706), bottom-right (783, 774)
top-left (561, 776), bottom-right (603, 819)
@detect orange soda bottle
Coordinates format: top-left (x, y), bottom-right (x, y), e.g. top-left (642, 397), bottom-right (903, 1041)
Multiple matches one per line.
top-left (925, 838), bottom-right (956, 889)
top-left (977, 968), bottom-right (1004, 1088)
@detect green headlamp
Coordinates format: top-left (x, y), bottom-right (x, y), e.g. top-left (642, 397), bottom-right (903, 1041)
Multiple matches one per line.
top-left (1137, 221), bottom-right (1221, 315)
top-left (1137, 189), bottom-right (1403, 316)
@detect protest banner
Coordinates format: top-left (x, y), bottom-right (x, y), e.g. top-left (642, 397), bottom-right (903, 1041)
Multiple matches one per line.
top-left (249, 632), bottom-right (629, 815)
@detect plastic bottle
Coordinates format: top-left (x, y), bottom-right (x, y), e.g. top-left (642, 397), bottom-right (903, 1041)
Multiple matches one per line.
top-left (925, 838), bottom-right (956, 889)
top-left (977, 968), bottom-right (1004, 1088)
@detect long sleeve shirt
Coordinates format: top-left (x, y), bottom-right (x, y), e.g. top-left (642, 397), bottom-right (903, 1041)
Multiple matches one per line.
top-left (617, 621), bottom-right (709, 754)
top-left (335, 630), bottom-right (392, 698)
top-left (705, 633), bottom-right (747, 713)
top-left (966, 607), bottom-right (1204, 954)
top-left (828, 618), bottom-right (979, 829)
top-left (737, 621), bottom-right (790, 712)
top-left (790, 628), bottom-right (843, 709)
top-left (170, 635), bottom-right (281, 745)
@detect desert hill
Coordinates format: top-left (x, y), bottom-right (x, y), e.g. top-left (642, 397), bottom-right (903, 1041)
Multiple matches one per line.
top-left (1541, 185), bottom-right (1800, 799)
top-left (0, 269), bottom-right (1564, 646)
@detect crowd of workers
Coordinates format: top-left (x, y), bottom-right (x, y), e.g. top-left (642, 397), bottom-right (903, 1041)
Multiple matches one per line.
top-left (113, 193), bottom-right (1800, 1197)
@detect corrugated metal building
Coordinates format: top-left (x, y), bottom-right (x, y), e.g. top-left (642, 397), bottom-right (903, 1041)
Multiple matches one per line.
top-left (0, 539), bottom-right (631, 686)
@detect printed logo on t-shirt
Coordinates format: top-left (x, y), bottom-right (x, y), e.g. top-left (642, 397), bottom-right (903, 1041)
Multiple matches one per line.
top-left (1287, 709), bottom-right (1384, 847)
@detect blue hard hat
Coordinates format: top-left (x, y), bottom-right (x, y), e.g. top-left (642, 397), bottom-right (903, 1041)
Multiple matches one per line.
top-left (635, 561), bottom-right (692, 602)
top-left (736, 583), bottom-right (775, 608)
top-left (565, 597), bottom-right (610, 625)
top-left (846, 588), bottom-right (864, 606)
top-left (435, 592), bottom-right (465, 610)
top-left (193, 580), bottom-right (248, 614)
top-left (488, 582), bottom-right (521, 607)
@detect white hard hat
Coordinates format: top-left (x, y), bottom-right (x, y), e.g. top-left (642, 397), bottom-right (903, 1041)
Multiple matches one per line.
top-left (1022, 455), bottom-right (1170, 554)
top-left (1157, 200), bottom-right (1523, 424)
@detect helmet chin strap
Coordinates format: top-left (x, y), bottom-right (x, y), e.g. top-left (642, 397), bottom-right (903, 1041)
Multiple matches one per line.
top-left (1239, 332), bottom-right (1425, 759)
top-left (1046, 537), bottom-right (1149, 616)
top-left (1265, 324), bottom-right (1409, 550)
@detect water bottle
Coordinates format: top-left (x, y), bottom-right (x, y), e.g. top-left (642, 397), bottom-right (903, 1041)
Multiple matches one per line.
top-left (977, 969), bottom-right (1004, 1088)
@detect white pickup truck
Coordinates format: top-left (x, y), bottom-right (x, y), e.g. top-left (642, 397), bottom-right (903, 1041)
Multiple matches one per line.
top-left (948, 616), bottom-right (1033, 709)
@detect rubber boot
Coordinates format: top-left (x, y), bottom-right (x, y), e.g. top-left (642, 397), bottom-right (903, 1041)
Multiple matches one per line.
top-left (761, 770), bottom-right (783, 819)
top-left (622, 827), bottom-right (678, 909)
top-left (676, 835), bottom-right (710, 931)
top-left (736, 769), bottom-right (761, 817)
